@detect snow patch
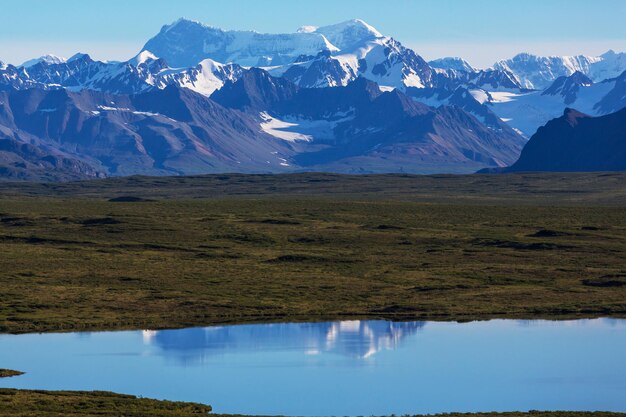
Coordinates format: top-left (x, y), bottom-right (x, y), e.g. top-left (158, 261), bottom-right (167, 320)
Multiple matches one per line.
top-left (297, 26), bottom-right (318, 34)
top-left (97, 105), bottom-right (131, 111)
top-left (95, 105), bottom-right (172, 120)
top-left (259, 112), bottom-right (313, 142)
top-left (131, 50), bottom-right (159, 65)
top-left (468, 89), bottom-right (489, 104)
top-left (259, 111), bottom-right (354, 142)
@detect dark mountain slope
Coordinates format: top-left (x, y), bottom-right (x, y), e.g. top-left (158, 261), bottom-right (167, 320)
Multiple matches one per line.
top-left (498, 107), bottom-right (626, 172)
top-left (542, 71), bottom-right (593, 105)
top-left (210, 68), bottom-right (299, 111)
top-left (594, 70), bottom-right (626, 114)
top-left (0, 86), bottom-right (295, 178)
top-left (0, 125), bottom-right (103, 181)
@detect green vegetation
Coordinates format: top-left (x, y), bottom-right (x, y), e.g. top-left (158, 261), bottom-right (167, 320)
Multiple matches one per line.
top-left (1, 389), bottom-right (625, 417)
top-left (0, 172), bottom-right (625, 333)
top-left (0, 389), bottom-right (212, 416)
top-left (0, 369), bottom-right (23, 378)
top-left (1, 172), bottom-right (626, 205)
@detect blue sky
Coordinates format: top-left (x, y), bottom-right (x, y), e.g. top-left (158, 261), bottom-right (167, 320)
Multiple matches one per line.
top-left (1, 0), bottom-right (625, 67)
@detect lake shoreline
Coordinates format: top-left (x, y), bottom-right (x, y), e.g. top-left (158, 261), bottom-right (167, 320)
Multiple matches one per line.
top-left (2, 312), bottom-right (626, 336)
top-left (0, 389), bottom-right (625, 417)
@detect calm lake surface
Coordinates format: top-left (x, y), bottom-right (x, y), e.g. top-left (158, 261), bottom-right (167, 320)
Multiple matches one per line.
top-left (1, 319), bottom-right (626, 416)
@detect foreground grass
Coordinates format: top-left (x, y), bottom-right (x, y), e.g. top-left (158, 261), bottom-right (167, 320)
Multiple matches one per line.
top-left (1, 173), bottom-right (626, 333)
top-left (0, 389), bottom-right (624, 417)
top-left (0, 389), bottom-right (212, 416)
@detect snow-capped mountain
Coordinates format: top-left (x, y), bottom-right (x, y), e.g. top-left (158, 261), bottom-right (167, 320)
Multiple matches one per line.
top-left (22, 52), bottom-right (166, 94)
top-left (20, 54), bottom-right (67, 68)
top-left (467, 69), bottom-right (524, 91)
top-left (541, 71), bottom-right (593, 104)
top-left (280, 20), bottom-right (437, 90)
top-left (158, 58), bottom-right (244, 96)
top-left (0, 52), bottom-right (244, 96)
top-left (484, 70), bottom-right (626, 137)
top-left (589, 50), bottom-right (626, 82)
top-left (405, 85), bottom-right (516, 133)
top-left (313, 19), bottom-right (383, 50)
top-left (276, 36), bottom-right (436, 90)
top-left (493, 51), bottom-right (626, 89)
top-left (8, 18), bottom-right (625, 102)
top-left (407, 66), bottom-right (626, 138)
top-left (429, 57), bottom-right (476, 73)
top-left (141, 18), bottom-right (339, 68)
top-left (0, 62), bottom-right (41, 91)
top-left (142, 18), bottom-right (437, 91)
top-left (279, 50), bottom-right (358, 88)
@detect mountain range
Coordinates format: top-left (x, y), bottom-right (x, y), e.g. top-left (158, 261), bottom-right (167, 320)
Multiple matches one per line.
top-left (0, 18), bottom-right (625, 180)
top-left (0, 71), bottom-right (526, 180)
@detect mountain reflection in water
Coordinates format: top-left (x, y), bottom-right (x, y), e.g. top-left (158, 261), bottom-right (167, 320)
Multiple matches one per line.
top-left (142, 320), bottom-right (425, 362)
top-left (1, 319), bottom-right (625, 416)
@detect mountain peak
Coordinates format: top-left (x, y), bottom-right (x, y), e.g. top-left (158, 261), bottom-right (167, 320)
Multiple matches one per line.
top-left (143, 18), bottom-right (340, 68)
top-left (211, 68), bottom-right (299, 111)
top-left (20, 54), bottom-right (66, 68)
top-left (67, 53), bottom-right (91, 63)
top-left (343, 19), bottom-right (382, 36)
top-left (509, 52), bottom-right (535, 61)
top-left (297, 25), bottom-right (318, 34)
top-left (569, 70), bottom-right (593, 84)
top-left (563, 107), bottom-right (590, 126)
top-left (130, 50), bottom-right (160, 65)
top-left (429, 57), bottom-right (476, 73)
top-left (162, 17), bottom-right (213, 33)
top-left (372, 88), bottom-right (430, 118)
top-left (314, 19), bottom-right (383, 51)
top-left (494, 52), bottom-right (602, 89)
top-left (542, 71), bottom-right (593, 104)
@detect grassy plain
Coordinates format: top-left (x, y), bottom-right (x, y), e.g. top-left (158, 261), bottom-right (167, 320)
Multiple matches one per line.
top-left (0, 173), bottom-right (625, 333)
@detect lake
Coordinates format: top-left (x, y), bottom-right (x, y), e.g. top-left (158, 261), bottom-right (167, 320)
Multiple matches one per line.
top-left (1, 319), bottom-right (625, 416)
